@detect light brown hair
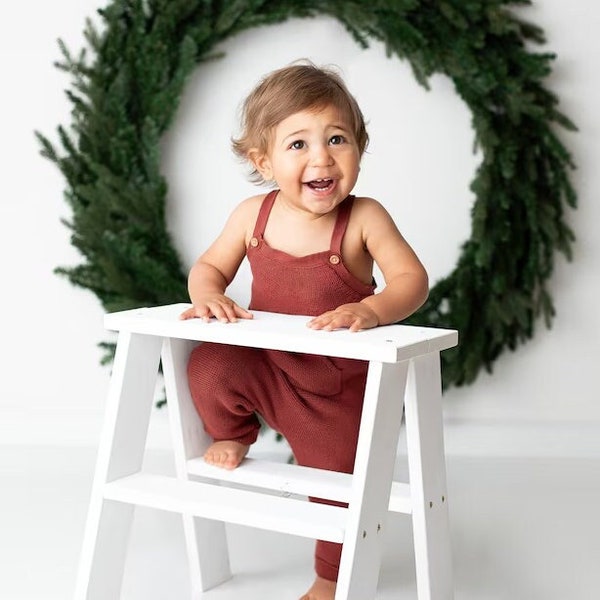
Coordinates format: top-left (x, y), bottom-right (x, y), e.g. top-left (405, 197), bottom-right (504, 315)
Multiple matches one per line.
top-left (232, 61), bottom-right (369, 184)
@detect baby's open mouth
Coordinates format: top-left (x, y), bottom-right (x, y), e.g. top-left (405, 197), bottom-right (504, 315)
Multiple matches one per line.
top-left (305, 178), bottom-right (334, 191)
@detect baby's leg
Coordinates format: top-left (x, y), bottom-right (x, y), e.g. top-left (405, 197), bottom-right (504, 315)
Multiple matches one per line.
top-left (274, 358), bottom-right (367, 598)
top-left (188, 343), bottom-right (289, 470)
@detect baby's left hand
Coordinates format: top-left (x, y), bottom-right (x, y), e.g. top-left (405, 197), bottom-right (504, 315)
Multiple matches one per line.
top-left (307, 303), bottom-right (379, 332)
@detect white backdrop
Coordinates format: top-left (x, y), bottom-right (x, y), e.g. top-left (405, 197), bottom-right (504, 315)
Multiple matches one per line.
top-left (1, 1), bottom-right (599, 454)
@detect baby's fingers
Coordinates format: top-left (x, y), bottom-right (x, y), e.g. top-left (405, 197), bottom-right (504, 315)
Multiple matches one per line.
top-left (307, 312), bottom-right (355, 331)
top-left (180, 306), bottom-right (195, 320)
top-left (307, 312), bottom-right (333, 330)
top-left (207, 302), bottom-right (239, 323)
top-left (180, 301), bottom-right (252, 323)
top-left (208, 301), bottom-right (253, 323)
top-left (179, 305), bottom-right (213, 321)
top-left (233, 305), bottom-right (254, 320)
top-left (179, 306), bottom-right (209, 320)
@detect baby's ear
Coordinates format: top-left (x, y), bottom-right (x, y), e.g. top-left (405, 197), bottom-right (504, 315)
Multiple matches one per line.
top-left (248, 149), bottom-right (273, 181)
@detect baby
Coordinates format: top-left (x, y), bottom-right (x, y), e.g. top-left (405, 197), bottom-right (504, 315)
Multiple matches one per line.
top-left (181, 61), bottom-right (428, 600)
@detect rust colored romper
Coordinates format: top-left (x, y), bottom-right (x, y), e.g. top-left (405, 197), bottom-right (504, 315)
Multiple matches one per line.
top-left (187, 190), bottom-right (376, 581)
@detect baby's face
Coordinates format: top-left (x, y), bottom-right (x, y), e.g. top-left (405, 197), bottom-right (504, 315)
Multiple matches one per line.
top-left (255, 105), bottom-right (361, 216)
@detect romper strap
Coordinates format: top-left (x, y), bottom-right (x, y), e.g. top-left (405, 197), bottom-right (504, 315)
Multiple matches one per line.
top-left (252, 190), bottom-right (278, 239)
top-left (330, 195), bottom-right (355, 256)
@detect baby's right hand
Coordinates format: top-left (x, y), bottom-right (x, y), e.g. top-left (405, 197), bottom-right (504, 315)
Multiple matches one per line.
top-left (180, 294), bottom-right (253, 323)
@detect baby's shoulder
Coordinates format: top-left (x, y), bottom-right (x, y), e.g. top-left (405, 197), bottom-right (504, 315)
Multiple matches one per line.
top-left (237, 192), bottom-right (266, 209)
top-left (350, 195), bottom-right (390, 219)
top-left (224, 193), bottom-right (270, 240)
top-left (230, 193), bottom-right (267, 220)
top-left (348, 196), bottom-right (397, 240)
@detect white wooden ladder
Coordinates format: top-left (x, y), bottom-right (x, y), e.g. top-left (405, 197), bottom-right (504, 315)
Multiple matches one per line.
top-left (74, 303), bottom-right (457, 599)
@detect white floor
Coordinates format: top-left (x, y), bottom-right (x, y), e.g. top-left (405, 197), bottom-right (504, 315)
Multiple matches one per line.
top-left (2, 443), bottom-right (600, 600)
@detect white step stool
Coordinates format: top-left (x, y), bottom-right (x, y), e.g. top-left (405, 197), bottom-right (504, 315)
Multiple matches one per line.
top-left (75, 303), bottom-right (457, 599)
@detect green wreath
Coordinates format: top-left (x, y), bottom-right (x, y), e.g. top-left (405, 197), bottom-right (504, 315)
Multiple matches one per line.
top-left (37, 0), bottom-right (576, 388)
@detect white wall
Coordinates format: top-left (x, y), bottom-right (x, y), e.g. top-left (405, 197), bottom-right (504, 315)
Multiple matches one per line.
top-left (2, 1), bottom-right (599, 455)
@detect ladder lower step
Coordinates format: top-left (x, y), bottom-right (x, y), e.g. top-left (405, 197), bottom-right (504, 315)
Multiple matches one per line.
top-left (187, 457), bottom-right (412, 514)
top-left (103, 473), bottom-right (347, 542)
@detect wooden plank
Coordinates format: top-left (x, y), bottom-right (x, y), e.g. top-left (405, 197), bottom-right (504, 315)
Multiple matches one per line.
top-left (104, 304), bottom-right (457, 363)
top-left (187, 457), bottom-right (350, 500)
top-left (161, 337), bottom-right (232, 592)
top-left (405, 353), bottom-right (454, 599)
top-left (336, 361), bottom-right (409, 600)
top-left (74, 332), bottom-right (162, 599)
top-left (187, 457), bottom-right (412, 514)
top-left (103, 473), bottom-right (348, 543)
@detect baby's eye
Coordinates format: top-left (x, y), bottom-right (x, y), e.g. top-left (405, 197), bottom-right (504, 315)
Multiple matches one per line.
top-left (329, 135), bottom-right (346, 145)
top-left (290, 140), bottom-right (305, 150)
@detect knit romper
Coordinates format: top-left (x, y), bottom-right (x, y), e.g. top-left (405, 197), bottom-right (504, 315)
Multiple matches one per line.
top-left (187, 190), bottom-right (376, 581)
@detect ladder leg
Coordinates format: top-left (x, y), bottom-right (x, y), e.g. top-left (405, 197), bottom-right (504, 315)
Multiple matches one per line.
top-left (161, 338), bottom-right (232, 595)
top-left (405, 353), bottom-right (453, 600)
top-left (336, 360), bottom-right (409, 600)
top-left (74, 332), bottom-right (163, 599)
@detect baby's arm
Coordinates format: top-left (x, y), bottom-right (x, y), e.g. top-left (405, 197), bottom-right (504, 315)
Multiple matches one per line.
top-left (308, 198), bottom-right (428, 332)
top-left (181, 198), bottom-right (258, 323)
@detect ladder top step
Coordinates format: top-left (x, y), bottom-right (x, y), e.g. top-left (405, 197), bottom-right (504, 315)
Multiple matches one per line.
top-left (105, 304), bottom-right (457, 363)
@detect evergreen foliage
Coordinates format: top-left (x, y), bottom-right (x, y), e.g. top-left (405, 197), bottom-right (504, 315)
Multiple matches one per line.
top-left (37, 0), bottom-right (577, 388)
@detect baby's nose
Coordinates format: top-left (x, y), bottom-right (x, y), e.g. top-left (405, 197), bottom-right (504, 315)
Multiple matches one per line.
top-left (310, 144), bottom-right (334, 165)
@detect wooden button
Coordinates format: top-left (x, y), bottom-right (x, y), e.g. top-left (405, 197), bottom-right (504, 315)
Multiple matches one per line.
top-left (329, 254), bottom-right (340, 265)
top-left (250, 237), bottom-right (259, 247)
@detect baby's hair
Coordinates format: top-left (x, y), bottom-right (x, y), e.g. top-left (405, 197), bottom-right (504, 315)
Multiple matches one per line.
top-left (232, 60), bottom-right (369, 184)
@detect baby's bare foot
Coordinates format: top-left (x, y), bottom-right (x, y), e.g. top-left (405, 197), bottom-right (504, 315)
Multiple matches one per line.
top-left (299, 576), bottom-right (336, 600)
top-left (204, 440), bottom-right (249, 470)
